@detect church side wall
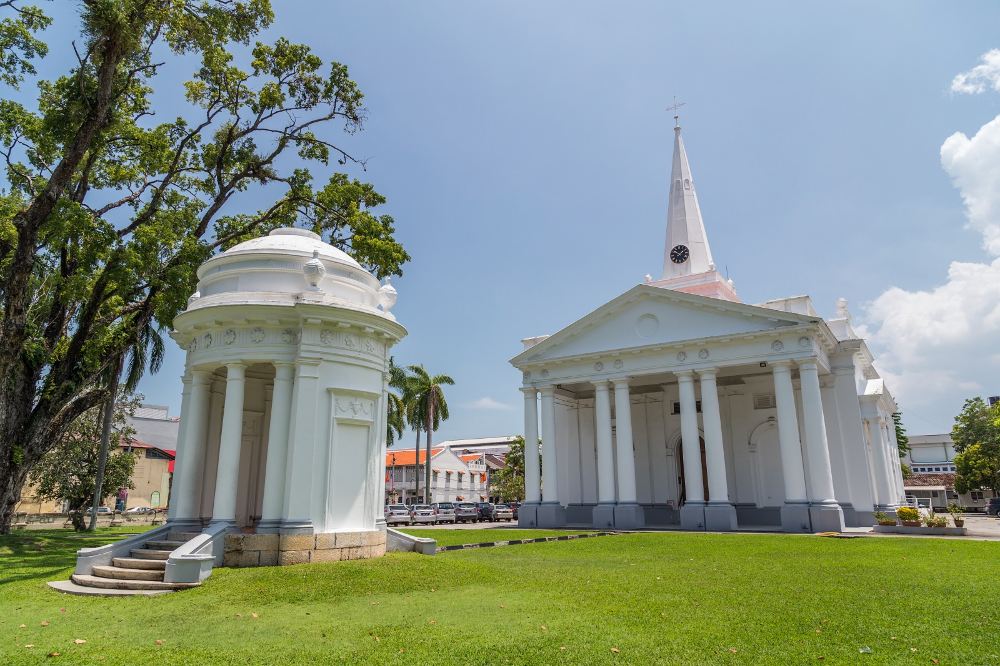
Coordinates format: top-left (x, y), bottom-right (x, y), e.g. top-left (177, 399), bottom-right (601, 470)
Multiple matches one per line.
top-left (644, 394), bottom-right (670, 505)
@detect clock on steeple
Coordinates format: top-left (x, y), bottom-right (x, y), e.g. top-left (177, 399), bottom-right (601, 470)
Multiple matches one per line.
top-left (669, 244), bottom-right (689, 264)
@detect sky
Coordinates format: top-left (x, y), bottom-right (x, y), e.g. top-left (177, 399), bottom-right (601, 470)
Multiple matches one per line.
top-left (24, 1), bottom-right (1000, 442)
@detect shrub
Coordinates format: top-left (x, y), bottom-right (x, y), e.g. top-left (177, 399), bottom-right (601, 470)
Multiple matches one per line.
top-left (896, 506), bottom-right (920, 522)
top-left (946, 502), bottom-right (963, 517)
top-left (923, 514), bottom-right (948, 528)
top-left (873, 511), bottom-right (895, 525)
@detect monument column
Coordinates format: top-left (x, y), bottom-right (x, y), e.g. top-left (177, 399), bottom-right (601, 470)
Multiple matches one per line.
top-left (210, 363), bottom-right (247, 527)
top-left (170, 370), bottom-right (212, 527)
top-left (797, 359), bottom-right (845, 532)
top-left (519, 387), bottom-right (540, 527)
top-left (537, 386), bottom-right (565, 527)
top-left (698, 369), bottom-right (736, 530)
top-left (281, 359), bottom-right (319, 533)
top-left (771, 361), bottom-right (811, 532)
top-left (611, 379), bottom-right (644, 528)
top-left (676, 371), bottom-right (706, 530)
top-left (257, 363), bottom-right (295, 532)
top-left (863, 407), bottom-right (896, 511)
top-left (591, 380), bottom-right (616, 528)
top-left (166, 372), bottom-right (193, 523)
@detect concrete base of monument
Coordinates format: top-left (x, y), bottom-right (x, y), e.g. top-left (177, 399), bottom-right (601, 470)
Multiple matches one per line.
top-left (613, 502), bottom-right (646, 529)
top-left (703, 502), bottom-right (737, 531)
top-left (592, 503), bottom-right (616, 529)
top-left (809, 502), bottom-right (846, 533)
top-left (222, 529), bottom-right (387, 567)
top-left (536, 502), bottom-right (566, 528)
top-left (780, 502), bottom-right (813, 533)
top-left (517, 502), bottom-right (539, 528)
top-left (679, 502), bottom-right (706, 530)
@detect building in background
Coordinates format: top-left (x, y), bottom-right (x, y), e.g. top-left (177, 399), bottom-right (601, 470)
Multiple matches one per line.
top-left (385, 438), bottom-right (515, 504)
top-left (127, 403), bottom-right (181, 451)
top-left (903, 432), bottom-right (995, 511)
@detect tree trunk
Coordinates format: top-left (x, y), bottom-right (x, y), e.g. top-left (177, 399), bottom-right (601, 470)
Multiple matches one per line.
top-left (425, 397), bottom-right (435, 504)
top-left (413, 427), bottom-right (421, 504)
top-left (88, 362), bottom-right (121, 530)
top-left (0, 456), bottom-right (32, 535)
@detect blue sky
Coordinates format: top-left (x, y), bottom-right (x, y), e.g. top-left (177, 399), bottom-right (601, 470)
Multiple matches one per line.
top-left (29, 2), bottom-right (1000, 440)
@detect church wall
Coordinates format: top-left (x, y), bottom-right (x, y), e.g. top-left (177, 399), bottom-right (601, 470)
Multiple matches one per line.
top-left (660, 386), bottom-right (682, 507)
top-left (644, 394), bottom-right (670, 505)
top-left (719, 391), bottom-right (739, 504)
top-left (724, 389), bottom-right (759, 506)
top-left (576, 398), bottom-right (598, 504)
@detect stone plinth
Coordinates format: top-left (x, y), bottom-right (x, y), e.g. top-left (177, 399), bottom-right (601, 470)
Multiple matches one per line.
top-left (223, 530), bottom-right (387, 568)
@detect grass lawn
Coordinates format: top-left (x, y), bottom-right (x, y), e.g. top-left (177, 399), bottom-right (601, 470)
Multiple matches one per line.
top-left (2, 528), bottom-right (999, 664)
top-left (400, 528), bottom-right (596, 547)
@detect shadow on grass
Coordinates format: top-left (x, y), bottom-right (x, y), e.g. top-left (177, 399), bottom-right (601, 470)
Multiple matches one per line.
top-left (0, 527), bottom-right (151, 585)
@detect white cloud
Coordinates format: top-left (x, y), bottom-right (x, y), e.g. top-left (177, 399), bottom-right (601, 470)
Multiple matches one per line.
top-left (465, 396), bottom-right (514, 411)
top-left (951, 49), bottom-right (1000, 95)
top-left (860, 110), bottom-right (1000, 429)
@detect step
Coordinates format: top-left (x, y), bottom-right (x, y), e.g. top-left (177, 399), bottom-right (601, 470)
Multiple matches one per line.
top-left (130, 548), bottom-right (174, 560)
top-left (169, 531), bottom-right (202, 541)
top-left (48, 580), bottom-right (173, 597)
top-left (92, 565), bottom-right (164, 582)
top-left (145, 539), bottom-right (185, 550)
top-left (112, 557), bottom-right (166, 571)
top-left (71, 574), bottom-right (199, 591)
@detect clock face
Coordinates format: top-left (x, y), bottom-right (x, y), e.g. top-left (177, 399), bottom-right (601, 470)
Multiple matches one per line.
top-left (669, 244), bottom-right (690, 264)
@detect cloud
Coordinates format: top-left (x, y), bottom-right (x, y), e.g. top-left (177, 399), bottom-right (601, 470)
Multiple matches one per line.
top-left (465, 396), bottom-right (514, 411)
top-left (951, 49), bottom-right (1000, 95)
top-left (860, 109), bottom-right (1000, 430)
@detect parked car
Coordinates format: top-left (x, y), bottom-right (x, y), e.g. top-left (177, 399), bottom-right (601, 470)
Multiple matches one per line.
top-left (124, 506), bottom-right (155, 515)
top-left (384, 504), bottom-right (411, 525)
top-left (410, 504), bottom-right (437, 524)
top-left (476, 502), bottom-right (495, 522)
top-left (455, 502), bottom-right (479, 523)
top-left (494, 503), bottom-right (514, 522)
top-left (95, 506), bottom-right (113, 515)
top-left (986, 498), bottom-right (1000, 517)
top-left (508, 502), bottom-right (520, 520)
top-left (432, 502), bottom-right (457, 524)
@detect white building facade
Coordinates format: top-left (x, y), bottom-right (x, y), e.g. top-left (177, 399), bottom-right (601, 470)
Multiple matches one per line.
top-left (511, 120), bottom-right (905, 533)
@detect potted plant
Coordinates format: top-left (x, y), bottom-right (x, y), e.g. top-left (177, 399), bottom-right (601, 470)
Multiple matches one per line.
top-left (945, 502), bottom-right (964, 527)
top-left (873, 511), bottom-right (896, 526)
top-left (896, 506), bottom-right (921, 527)
top-left (922, 513), bottom-right (948, 528)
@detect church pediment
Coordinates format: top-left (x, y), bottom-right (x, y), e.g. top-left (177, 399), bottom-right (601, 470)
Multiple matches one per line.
top-left (512, 285), bottom-right (817, 366)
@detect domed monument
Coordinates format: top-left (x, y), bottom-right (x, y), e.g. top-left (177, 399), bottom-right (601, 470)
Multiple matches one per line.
top-left (65, 228), bottom-right (405, 592)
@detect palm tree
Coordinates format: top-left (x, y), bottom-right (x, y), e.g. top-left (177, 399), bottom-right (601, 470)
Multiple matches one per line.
top-left (385, 358), bottom-right (407, 447)
top-left (407, 365), bottom-right (455, 504)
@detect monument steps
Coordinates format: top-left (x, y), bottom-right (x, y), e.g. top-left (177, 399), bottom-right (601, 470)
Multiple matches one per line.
top-left (112, 556), bottom-right (167, 570)
top-left (91, 565), bottom-right (164, 581)
top-left (53, 536), bottom-right (205, 596)
top-left (145, 539), bottom-right (186, 550)
top-left (130, 548), bottom-right (174, 560)
top-left (70, 574), bottom-right (200, 591)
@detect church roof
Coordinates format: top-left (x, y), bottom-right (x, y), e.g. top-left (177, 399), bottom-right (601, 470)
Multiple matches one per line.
top-left (662, 123), bottom-right (715, 279)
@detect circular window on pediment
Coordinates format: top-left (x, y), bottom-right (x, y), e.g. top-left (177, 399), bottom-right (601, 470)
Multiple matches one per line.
top-left (636, 313), bottom-right (660, 339)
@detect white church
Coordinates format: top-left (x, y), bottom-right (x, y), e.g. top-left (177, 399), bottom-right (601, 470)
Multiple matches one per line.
top-left (511, 118), bottom-right (906, 533)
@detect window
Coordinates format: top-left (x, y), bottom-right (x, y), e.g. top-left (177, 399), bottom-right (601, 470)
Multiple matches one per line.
top-left (671, 401), bottom-right (702, 415)
top-left (971, 491), bottom-right (984, 502)
top-left (753, 394), bottom-right (776, 410)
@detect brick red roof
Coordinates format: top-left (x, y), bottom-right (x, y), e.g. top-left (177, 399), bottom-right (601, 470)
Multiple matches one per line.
top-left (904, 473), bottom-right (955, 488)
top-left (385, 447), bottom-right (444, 466)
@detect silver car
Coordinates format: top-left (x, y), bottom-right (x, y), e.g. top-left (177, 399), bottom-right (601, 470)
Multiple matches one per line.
top-left (494, 503), bottom-right (514, 522)
top-left (384, 504), bottom-right (411, 525)
top-left (410, 504), bottom-right (437, 524)
top-left (432, 502), bottom-right (457, 524)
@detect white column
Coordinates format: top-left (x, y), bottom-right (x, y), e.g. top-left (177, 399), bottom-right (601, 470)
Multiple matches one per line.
top-left (593, 381), bottom-right (615, 504)
top-left (281, 360), bottom-right (319, 531)
top-left (864, 410), bottom-right (896, 508)
top-left (539, 386), bottom-right (558, 503)
top-left (885, 422), bottom-right (904, 503)
top-left (697, 370), bottom-right (729, 503)
top-left (166, 372), bottom-right (193, 522)
top-left (611, 380), bottom-right (638, 504)
top-left (797, 360), bottom-right (837, 503)
top-left (171, 370), bottom-right (212, 525)
top-left (831, 358), bottom-right (875, 513)
top-left (258, 363), bottom-right (295, 530)
top-left (772, 362), bottom-right (807, 502)
top-left (211, 363), bottom-right (247, 525)
top-left (521, 388), bottom-right (541, 504)
top-left (676, 371), bottom-right (704, 503)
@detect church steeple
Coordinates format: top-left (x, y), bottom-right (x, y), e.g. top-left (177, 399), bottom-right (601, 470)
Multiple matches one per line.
top-left (662, 122), bottom-right (715, 279)
top-left (649, 114), bottom-right (740, 302)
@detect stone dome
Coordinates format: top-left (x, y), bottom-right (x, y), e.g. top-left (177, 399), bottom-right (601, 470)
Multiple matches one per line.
top-left (185, 227), bottom-right (396, 319)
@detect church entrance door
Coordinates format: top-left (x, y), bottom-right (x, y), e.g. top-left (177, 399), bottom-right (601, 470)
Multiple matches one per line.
top-left (677, 437), bottom-right (708, 506)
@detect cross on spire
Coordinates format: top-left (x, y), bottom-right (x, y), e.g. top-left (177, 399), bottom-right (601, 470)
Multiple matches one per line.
top-left (666, 96), bottom-right (685, 128)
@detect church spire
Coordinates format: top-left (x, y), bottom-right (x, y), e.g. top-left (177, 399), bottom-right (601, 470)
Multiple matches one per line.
top-left (650, 112), bottom-right (740, 302)
top-left (661, 120), bottom-right (715, 279)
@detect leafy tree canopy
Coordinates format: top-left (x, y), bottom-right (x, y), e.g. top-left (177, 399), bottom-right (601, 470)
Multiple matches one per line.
top-left (0, 0), bottom-right (409, 532)
top-left (492, 435), bottom-right (525, 502)
top-left (951, 397), bottom-right (1000, 495)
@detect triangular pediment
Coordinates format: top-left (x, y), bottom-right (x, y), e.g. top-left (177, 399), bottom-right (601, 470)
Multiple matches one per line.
top-left (511, 285), bottom-right (818, 366)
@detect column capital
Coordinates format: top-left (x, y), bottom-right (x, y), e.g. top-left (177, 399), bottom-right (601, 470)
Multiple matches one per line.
top-left (591, 380), bottom-right (611, 390)
top-left (520, 386), bottom-right (539, 397)
top-left (696, 367), bottom-right (718, 380)
top-left (274, 362), bottom-right (295, 380)
top-left (796, 357), bottom-right (819, 371)
top-left (225, 361), bottom-right (247, 375)
top-left (538, 385), bottom-right (556, 397)
top-left (190, 369), bottom-right (214, 385)
top-left (610, 377), bottom-right (630, 389)
top-left (675, 370), bottom-right (695, 381)
top-left (770, 359), bottom-right (794, 371)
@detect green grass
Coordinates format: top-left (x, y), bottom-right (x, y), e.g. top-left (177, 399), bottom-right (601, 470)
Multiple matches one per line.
top-left (2, 528), bottom-right (1000, 664)
top-left (400, 528), bottom-right (595, 547)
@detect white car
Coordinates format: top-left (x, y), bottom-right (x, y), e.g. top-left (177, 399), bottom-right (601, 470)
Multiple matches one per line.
top-left (410, 505), bottom-right (437, 525)
top-left (384, 504), bottom-right (411, 525)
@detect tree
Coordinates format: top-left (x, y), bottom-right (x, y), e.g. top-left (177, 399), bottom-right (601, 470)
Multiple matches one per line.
top-left (0, 1), bottom-right (409, 532)
top-left (892, 412), bottom-right (909, 458)
top-left (492, 435), bottom-right (525, 501)
top-left (29, 392), bottom-right (140, 530)
top-left (407, 365), bottom-right (454, 504)
top-left (952, 397), bottom-right (1000, 495)
top-left (385, 358), bottom-right (406, 447)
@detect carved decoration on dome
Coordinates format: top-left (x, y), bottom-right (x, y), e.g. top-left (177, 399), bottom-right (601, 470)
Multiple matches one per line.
top-left (187, 338), bottom-right (198, 352)
top-left (676, 351), bottom-right (687, 362)
top-left (203, 332), bottom-right (213, 348)
top-left (613, 359), bottom-right (623, 369)
top-left (363, 338), bottom-right (378, 354)
top-left (320, 329), bottom-right (334, 345)
top-left (771, 340), bottom-right (784, 352)
top-left (343, 333), bottom-right (357, 349)
top-left (698, 348), bottom-right (710, 360)
top-left (594, 361), bottom-right (604, 371)
top-left (523, 371), bottom-right (531, 381)
top-left (281, 328), bottom-right (297, 344)
top-left (334, 396), bottom-right (375, 421)
top-left (250, 327), bottom-right (265, 344)
top-left (223, 328), bottom-right (237, 345)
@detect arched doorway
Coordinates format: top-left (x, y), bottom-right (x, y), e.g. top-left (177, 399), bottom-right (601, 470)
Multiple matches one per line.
top-left (677, 437), bottom-right (708, 505)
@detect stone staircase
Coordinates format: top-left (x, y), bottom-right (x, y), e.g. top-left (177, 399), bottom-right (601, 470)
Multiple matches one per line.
top-left (64, 532), bottom-right (203, 594)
